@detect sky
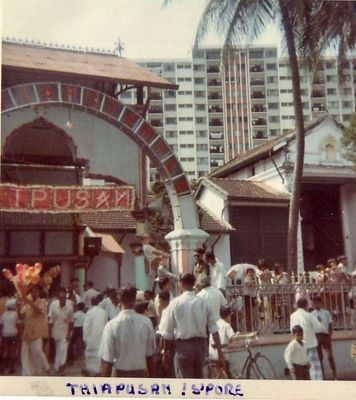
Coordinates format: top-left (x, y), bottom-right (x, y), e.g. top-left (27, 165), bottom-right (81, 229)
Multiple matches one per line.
top-left (2, 0), bottom-right (281, 59)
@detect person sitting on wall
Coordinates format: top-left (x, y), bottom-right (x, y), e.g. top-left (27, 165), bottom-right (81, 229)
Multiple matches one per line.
top-left (142, 235), bottom-right (170, 292)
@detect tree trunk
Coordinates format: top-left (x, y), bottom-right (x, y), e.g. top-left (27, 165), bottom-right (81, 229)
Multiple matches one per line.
top-left (279, 0), bottom-right (306, 274)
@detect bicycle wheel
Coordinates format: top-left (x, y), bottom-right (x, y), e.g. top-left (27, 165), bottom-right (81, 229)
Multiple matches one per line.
top-left (204, 361), bottom-right (229, 379)
top-left (246, 354), bottom-right (278, 379)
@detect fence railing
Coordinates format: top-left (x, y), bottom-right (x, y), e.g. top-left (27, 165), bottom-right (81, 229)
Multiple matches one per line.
top-left (226, 282), bottom-right (356, 334)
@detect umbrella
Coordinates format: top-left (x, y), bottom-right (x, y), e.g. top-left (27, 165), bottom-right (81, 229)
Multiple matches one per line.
top-left (227, 264), bottom-right (258, 281)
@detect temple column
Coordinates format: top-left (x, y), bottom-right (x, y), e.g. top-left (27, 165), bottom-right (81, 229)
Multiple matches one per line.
top-left (165, 228), bottom-right (209, 275)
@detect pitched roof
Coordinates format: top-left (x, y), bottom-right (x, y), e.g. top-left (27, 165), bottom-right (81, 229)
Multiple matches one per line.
top-left (201, 177), bottom-right (290, 203)
top-left (2, 42), bottom-right (178, 90)
top-left (80, 205), bottom-right (233, 234)
top-left (209, 114), bottom-right (343, 178)
top-left (0, 211), bottom-right (78, 227)
top-left (80, 211), bottom-right (137, 231)
top-left (197, 202), bottom-right (234, 233)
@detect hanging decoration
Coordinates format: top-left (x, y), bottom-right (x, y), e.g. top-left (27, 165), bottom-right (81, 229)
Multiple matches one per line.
top-left (0, 183), bottom-right (136, 213)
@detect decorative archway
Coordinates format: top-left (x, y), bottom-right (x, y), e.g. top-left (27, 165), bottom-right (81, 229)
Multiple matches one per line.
top-left (2, 82), bottom-right (208, 272)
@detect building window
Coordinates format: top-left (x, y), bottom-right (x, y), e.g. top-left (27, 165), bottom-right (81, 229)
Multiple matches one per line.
top-left (197, 144), bottom-right (208, 151)
top-left (196, 117), bottom-right (206, 124)
top-left (266, 63), bottom-right (277, 70)
top-left (325, 144), bottom-right (336, 161)
top-left (268, 102), bottom-right (279, 109)
top-left (165, 131), bottom-right (177, 138)
top-left (196, 104), bottom-right (206, 111)
top-left (197, 130), bottom-right (207, 137)
top-left (194, 78), bottom-right (205, 84)
top-left (165, 104), bottom-right (176, 111)
top-left (165, 117), bottom-right (177, 124)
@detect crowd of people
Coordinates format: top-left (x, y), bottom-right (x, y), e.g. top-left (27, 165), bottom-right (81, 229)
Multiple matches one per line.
top-left (0, 243), bottom-right (354, 380)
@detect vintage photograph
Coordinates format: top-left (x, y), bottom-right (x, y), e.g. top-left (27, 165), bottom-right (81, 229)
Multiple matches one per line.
top-left (1, 0), bottom-right (356, 386)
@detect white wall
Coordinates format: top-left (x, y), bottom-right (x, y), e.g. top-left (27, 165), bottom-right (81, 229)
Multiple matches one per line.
top-left (198, 185), bottom-right (226, 220)
top-left (340, 183), bottom-right (356, 270)
top-left (120, 233), bottom-right (137, 286)
top-left (87, 254), bottom-right (119, 291)
top-left (205, 234), bottom-right (232, 268)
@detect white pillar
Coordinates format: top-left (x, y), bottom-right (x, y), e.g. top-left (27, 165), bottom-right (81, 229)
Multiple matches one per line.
top-left (297, 213), bottom-right (305, 274)
top-left (340, 184), bottom-right (356, 271)
top-left (165, 228), bottom-right (209, 275)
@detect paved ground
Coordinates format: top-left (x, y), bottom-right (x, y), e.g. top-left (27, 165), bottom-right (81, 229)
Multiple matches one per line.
top-left (3, 358), bottom-right (354, 380)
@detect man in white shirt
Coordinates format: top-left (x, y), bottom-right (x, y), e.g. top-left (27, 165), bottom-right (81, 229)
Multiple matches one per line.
top-left (160, 272), bottom-right (226, 378)
top-left (99, 286), bottom-right (156, 377)
top-left (83, 296), bottom-right (108, 376)
top-left (48, 287), bottom-right (74, 375)
top-left (290, 298), bottom-right (324, 380)
top-left (311, 295), bottom-right (337, 380)
top-left (142, 235), bottom-right (170, 292)
top-left (284, 325), bottom-right (310, 380)
top-left (205, 251), bottom-right (228, 295)
top-left (82, 282), bottom-right (99, 310)
top-left (99, 289), bottom-right (120, 320)
top-left (208, 306), bottom-right (235, 359)
top-left (197, 275), bottom-right (227, 323)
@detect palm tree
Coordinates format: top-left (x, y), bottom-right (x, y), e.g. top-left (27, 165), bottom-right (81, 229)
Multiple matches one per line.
top-left (164, 0), bottom-right (355, 273)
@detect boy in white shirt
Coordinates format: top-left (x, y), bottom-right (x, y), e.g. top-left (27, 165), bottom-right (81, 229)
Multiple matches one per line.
top-left (0, 298), bottom-right (20, 374)
top-left (284, 325), bottom-right (310, 380)
top-left (209, 306), bottom-right (236, 377)
top-left (311, 295), bottom-right (337, 380)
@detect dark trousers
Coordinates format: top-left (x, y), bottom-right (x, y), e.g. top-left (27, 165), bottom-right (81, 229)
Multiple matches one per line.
top-left (174, 337), bottom-right (207, 379)
top-left (68, 327), bottom-right (83, 361)
top-left (316, 333), bottom-right (337, 379)
top-left (292, 363), bottom-right (310, 380)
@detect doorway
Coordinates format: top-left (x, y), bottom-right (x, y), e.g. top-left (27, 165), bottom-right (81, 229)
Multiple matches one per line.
top-left (301, 183), bottom-right (344, 271)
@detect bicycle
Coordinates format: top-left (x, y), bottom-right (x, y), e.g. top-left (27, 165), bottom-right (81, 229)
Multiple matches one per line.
top-left (204, 332), bottom-right (277, 379)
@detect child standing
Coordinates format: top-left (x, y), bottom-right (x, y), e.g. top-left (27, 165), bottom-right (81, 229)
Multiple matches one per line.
top-left (0, 298), bottom-right (20, 374)
top-left (311, 295), bottom-right (337, 380)
top-left (284, 325), bottom-right (310, 380)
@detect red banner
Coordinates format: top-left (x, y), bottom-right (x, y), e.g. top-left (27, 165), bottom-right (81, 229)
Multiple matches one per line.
top-left (0, 184), bottom-right (135, 213)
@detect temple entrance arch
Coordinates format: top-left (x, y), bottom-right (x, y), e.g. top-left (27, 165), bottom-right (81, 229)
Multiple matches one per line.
top-left (2, 82), bottom-right (208, 272)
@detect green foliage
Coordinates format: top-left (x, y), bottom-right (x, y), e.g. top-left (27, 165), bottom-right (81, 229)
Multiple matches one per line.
top-left (342, 112), bottom-right (356, 167)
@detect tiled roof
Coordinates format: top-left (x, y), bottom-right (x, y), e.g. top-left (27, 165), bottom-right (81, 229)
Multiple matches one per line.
top-left (209, 114), bottom-right (343, 178)
top-left (2, 42), bottom-right (178, 90)
top-left (81, 206), bottom-right (233, 234)
top-left (0, 211), bottom-right (77, 227)
top-left (80, 211), bottom-right (137, 231)
top-left (197, 202), bottom-right (234, 233)
top-left (207, 178), bottom-right (290, 203)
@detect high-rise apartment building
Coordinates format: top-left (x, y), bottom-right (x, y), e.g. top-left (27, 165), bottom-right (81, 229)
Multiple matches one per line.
top-left (118, 47), bottom-right (356, 182)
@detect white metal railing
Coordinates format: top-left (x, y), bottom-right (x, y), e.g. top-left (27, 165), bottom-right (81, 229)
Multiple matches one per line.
top-left (226, 282), bottom-right (356, 334)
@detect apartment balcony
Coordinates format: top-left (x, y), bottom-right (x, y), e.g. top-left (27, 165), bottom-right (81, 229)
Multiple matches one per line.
top-left (251, 91), bottom-right (266, 99)
top-left (210, 159), bottom-right (225, 168)
top-left (210, 132), bottom-right (224, 140)
top-left (312, 79), bottom-right (325, 85)
top-left (209, 119), bottom-right (224, 127)
top-left (207, 66), bottom-right (220, 73)
top-left (311, 91), bottom-right (326, 98)
top-left (208, 105), bottom-right (223, 113)
top-left (148, 106), bottom-right (163, 114)
top-left (207, 79), bottom-right (222, 87)
top-left (311, 103), bottom-right (326, 112)
top-left (251, 105), bottom-right (266, 113)
top-left (253, 130), bottom-right (268, 139)
top-left (150, 119), bottom-right (163, 127)
top-left (250, 65), bottom-right (264, 73)
top-left (252, 118), bottom-right (267, 126)
top-left (150, 93), bottom-right (163, 100)
top-left (210, 144), bottom-right (224, 153)
top-left (208, 93), bottom-right (222, 100)
top-left (250, 78), bottom-right (265, 86)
